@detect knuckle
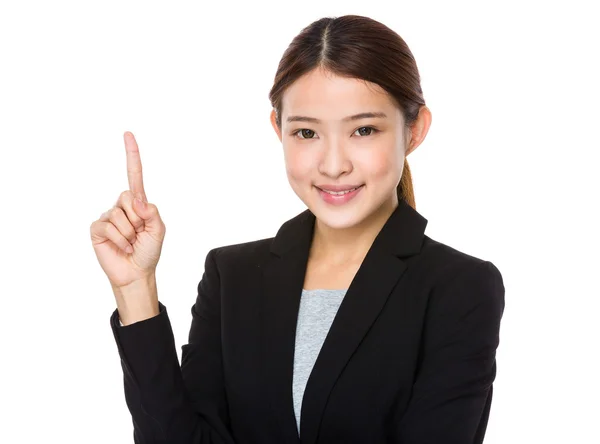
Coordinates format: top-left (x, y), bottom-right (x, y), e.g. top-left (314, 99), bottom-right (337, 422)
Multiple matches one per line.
top-left (103, 221), bottom-right (114, 236)
top-left (119, 190), bottom-right (133, 202)
top-left (109, 206), bottom-right (121, 218)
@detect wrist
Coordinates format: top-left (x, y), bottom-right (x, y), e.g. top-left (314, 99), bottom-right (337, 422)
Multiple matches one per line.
top-left (112, 274), bottom-right (159, 325)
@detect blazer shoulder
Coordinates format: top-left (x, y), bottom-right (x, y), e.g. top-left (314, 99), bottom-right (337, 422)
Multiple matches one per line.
top-left (209, 236), bottom-right (274, 268)
top-left (418, 235), bottom-right (504, 287)
top-left (414, 236), bottom-right (505, 329)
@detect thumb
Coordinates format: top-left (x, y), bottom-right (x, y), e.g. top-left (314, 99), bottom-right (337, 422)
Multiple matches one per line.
top-left (133, 197), bottom-right (162, 233)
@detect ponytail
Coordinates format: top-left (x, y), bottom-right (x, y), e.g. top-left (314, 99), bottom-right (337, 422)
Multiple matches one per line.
top-left (397, 159), bottom-right (416, 210)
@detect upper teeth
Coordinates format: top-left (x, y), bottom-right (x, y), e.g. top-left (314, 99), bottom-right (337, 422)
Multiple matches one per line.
top-left (322, 186), bottom-right (360, 195)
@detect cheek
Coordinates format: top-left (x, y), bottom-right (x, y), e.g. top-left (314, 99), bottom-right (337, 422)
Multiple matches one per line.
top-left (358, 145), bottom-right (403, 179)
top-left (284, 146), bottom-right (314, 181)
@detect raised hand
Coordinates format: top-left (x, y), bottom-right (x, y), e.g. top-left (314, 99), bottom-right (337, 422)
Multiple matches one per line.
top-left (90, 132), bottom-right (166, 290)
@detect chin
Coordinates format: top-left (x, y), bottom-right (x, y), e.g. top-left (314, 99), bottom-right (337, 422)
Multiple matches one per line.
top-left (306, 196), bottom-right (373, 231)
top-left (313, 210), bottom-right (367, 230)
top-left (295, 183), bottom-right (391, 230)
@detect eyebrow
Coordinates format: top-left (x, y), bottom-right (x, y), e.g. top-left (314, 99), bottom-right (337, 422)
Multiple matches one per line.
top-left (286, 112), bottom-right (388, 124)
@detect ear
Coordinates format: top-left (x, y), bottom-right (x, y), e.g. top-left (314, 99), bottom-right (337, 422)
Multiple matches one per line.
top-left (270, 109), bottom-right (282, 142)
top-left (405, 105), bottom-right (432, 156)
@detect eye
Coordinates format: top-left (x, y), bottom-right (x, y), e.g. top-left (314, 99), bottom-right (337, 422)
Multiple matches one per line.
top-left (292, 129), bottom-right (317, 139)
top-left (291, 126), bottom-right (379, 139)
top-left (354, 126), bottom-right (379, 137)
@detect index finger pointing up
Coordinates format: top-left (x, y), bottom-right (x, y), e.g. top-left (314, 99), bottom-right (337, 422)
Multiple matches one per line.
top-left (124, 131), bottom-right (147, 202)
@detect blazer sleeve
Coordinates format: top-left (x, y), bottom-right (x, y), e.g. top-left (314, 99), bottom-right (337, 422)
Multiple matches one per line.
top-left (110, 248), bottom-right (236, 444)
top-left (394, 260), bottom-right (506, 444)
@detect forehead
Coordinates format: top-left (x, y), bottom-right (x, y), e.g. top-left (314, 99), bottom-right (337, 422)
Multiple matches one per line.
top-left (281, 68), bottom-right (399, 120)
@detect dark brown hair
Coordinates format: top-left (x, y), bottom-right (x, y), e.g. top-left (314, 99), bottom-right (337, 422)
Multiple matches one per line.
top-left (268, 15), bottom-right (426, 210)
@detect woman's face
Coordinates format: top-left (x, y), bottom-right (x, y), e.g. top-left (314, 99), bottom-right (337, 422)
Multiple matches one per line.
top-left (271, 67), bottom-right (412, 231)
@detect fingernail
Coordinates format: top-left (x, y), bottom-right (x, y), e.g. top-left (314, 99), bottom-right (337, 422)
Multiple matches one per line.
top-left (135, 197), bottom-right (146, 210)
top-left (125, 245), bottom-right (134, 254)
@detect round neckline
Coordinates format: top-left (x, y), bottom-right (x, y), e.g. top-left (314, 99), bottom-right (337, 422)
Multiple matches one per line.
top-left (302, 288), bottom-right (348, 292)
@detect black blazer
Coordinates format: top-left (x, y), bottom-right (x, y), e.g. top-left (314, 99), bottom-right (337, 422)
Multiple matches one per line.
top-left (110, 199), bottom-right (505, 444)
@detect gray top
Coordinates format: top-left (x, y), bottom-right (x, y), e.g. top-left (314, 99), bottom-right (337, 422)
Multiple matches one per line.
top-left (292, 288), bottom-right (348, 437)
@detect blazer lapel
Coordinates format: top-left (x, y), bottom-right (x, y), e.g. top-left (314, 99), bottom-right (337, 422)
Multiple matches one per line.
top-left (260, 209), bottom-right (314, 444)
top-left (259, 200), bottom-right (428, 444)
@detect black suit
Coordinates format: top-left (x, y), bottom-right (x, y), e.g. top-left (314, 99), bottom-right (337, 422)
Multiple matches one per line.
top-left (110, 199), bottom-right (505, 443)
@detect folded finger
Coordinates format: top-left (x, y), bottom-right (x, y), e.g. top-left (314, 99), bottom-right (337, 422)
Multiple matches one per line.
top-left (117, 190), bottom-right (145, 233)
top-left (107, 207), bottom-right (137, 245)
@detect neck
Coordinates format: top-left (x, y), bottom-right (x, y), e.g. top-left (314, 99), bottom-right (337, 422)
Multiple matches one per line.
top-left (310, 196), bottom-right (398, 265)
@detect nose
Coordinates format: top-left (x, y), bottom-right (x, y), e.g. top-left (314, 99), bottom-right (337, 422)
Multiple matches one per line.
top-left (318, 136), bottom-right (352, 178)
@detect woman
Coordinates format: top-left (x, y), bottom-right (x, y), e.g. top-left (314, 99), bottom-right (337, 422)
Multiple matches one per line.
top-left (91, 14), bottom-right (505, 444)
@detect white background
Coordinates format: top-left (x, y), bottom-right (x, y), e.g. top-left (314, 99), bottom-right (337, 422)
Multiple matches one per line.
top-left (1, 0), bottom-right (598, 442)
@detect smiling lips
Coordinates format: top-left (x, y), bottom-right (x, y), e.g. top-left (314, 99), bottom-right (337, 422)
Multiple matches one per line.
top-left (316, 184), bottom-right (365, 193)
top-left (316, 184), bottom-right (364, 205)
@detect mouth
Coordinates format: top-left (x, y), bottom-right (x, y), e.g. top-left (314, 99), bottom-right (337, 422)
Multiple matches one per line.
top-left (315, 184), bottom-right (365, 206)
top-left (316, 184), bottom-right (365, 195)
